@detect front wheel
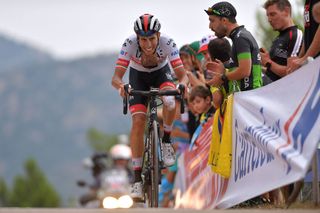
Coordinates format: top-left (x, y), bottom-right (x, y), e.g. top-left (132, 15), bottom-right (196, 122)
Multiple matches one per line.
top-left (150, 120), bottom-right (160, 207)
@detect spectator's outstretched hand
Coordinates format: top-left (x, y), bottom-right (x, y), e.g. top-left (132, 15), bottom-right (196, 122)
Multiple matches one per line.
top-left (186, 71), bottom-right (205, 87)
top-left (206, 60), bottom-right (224, 74)
top-left (286, 56), bottom-right (303, 74)
top-left (197, 71), bottom-right (206, 83)
top-left (205, 60), bottom-right (224, 86)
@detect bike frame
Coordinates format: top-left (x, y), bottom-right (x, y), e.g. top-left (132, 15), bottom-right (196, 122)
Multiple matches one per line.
top-left (123, 85), bottom-right (184, 208)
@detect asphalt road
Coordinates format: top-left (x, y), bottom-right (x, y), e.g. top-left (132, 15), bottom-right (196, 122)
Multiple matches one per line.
top-left (0, 208), bottom-right (319, 213)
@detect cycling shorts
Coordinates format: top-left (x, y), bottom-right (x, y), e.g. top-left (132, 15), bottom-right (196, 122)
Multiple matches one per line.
top-left (128, 64), bottom-right (175, 115)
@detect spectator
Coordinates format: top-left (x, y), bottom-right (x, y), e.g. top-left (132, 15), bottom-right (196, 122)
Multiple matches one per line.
top-left (260, 0), bottom-right (303, 82)
top-left (204, 1), bottom-right (262, 93)
top-left (259, 0), bottom-right (304, 206)
top-left (197, 34), bottom-right (219, 85)
top-left (198, 34), bottom-right (217, 69)
top-left (179, 44), bottom-right (200, 137)
top-left (181, 41), bottom-right (208, 88)
top-left (207, 37), bottom-right (232, 66)
top-left (179, 45), bottom-right (195, 74)
top-left (188, 85), bottom-right (215, 150)
top-left (189, 85), bottom-right (215, 124)
top-left (207, 37), bottom-right (232, 109)
top-left (287, 0), bottom-right (320, 73)
top-left (313, 1), bottom-right (320, 23)
top-left (186, 41), bottom-right (205, 74)
top-left (285, 3), bottom-right (320, 204)
top-left (180, 44), bottom-right (205, 87)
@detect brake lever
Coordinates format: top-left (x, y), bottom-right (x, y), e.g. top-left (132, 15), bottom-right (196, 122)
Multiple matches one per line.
top-left (123, 84), bottom-right (131, 115)
top-left (178, 84), bottom-right (185, 114)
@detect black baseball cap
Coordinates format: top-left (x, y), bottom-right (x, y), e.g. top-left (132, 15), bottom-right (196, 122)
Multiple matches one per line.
top-left (205, 1), bottom-right (237, 18)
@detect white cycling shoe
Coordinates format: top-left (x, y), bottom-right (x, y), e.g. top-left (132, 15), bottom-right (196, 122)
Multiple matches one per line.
top-left (162, 143), bottom-right (176, 167)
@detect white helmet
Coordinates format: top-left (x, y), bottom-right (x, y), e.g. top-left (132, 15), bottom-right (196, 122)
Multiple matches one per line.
top-left (110, 144), bottom-right (132, 160)
top-left (134, 14), bottom-right (161, 36)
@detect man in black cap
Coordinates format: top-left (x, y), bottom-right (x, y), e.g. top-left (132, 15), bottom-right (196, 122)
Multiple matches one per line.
top-left (204, 1), bottom-right (262, 93)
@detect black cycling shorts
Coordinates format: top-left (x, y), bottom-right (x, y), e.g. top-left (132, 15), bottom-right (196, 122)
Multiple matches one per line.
top-left (128, 64), bottom-right (175, 114)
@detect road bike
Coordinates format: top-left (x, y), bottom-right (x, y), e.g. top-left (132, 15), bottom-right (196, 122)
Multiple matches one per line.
top-left (123, 84), bottom-right (185, 207)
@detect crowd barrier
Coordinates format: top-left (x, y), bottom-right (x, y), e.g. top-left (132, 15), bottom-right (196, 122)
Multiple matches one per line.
top-left (174, 57), bottom-right (320, 209)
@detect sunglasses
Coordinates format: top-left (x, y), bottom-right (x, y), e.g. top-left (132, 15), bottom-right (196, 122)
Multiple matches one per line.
top-left (207, 7), bottom-right (222, 16)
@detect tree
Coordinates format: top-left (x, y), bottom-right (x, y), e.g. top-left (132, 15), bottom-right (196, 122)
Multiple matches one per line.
top-left (255, 0), bottom-right (304, 49)
top-left (7, 158), bottom-right (60, 207)
top-left (86, 128), bottom-right (118, 152)
top-left (0, 178), bottom-right (9, 206)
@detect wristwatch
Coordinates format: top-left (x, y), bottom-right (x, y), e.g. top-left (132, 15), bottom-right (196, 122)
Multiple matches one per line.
top-left (221, 73), bottom-right (228, 82)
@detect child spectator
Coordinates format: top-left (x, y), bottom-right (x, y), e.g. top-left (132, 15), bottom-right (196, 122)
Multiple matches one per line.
top-left (207, 37), bottom-right (232, 109)
top-left (188, 85), bottom-right (215, 150)
top-left (189, 85), bottom-right (215, 124)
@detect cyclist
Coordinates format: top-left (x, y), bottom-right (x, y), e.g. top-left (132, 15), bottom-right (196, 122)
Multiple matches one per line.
top-left (111, 14), bottom-right (188, 200)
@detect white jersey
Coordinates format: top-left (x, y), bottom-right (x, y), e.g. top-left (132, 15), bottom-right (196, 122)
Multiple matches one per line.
top-left (115, 34), bottom-right (183, 72)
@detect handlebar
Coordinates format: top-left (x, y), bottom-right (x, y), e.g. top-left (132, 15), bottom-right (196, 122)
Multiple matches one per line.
top-left (122, 84), bottom-right (185, 114)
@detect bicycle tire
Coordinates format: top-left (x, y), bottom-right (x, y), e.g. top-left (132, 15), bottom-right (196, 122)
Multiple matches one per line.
top-left (146, 121), bottom-right (160, 208)
top-left (143, 121), bottom-right (159, 208)
top-left (143, 136), bottom-right (152, 207)
top-left (150, 120), bottom-right (160, 207)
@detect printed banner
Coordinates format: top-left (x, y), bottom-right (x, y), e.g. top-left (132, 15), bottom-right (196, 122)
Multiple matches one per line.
top-left (175, 57), bottom-right (320, 209)
top-left (174, 117), bottom-right (229, 209)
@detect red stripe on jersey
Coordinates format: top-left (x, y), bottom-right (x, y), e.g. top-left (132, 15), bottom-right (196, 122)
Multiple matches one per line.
top-left (115, 66), bottom-right (127, 72)
top-left (116, 58), bottom-right (130, 67)
top-left (170, 58), bottom-right (183, 69)
top-left (288, 30), bottom-right (293, 52)
top-left (131, 57), bottom-right (142, 65)
top-left (160, 82), bottom-right (175, 89)
top-left (129, 104), bottom-right (147, 114)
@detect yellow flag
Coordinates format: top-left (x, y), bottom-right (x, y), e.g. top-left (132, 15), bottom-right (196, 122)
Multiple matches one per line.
top-left (207, 107), bottom-right (221, 171)
top-left (208, 94), bottom-right (233, 178)
top-left (216, 95), bottom-right (233, 177)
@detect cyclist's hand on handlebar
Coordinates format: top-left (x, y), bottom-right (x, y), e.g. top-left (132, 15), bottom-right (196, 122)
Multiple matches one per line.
top-left (118, 84), bottom-right (126, 98)
top-left (176, 83), bottom-right (188, 98)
